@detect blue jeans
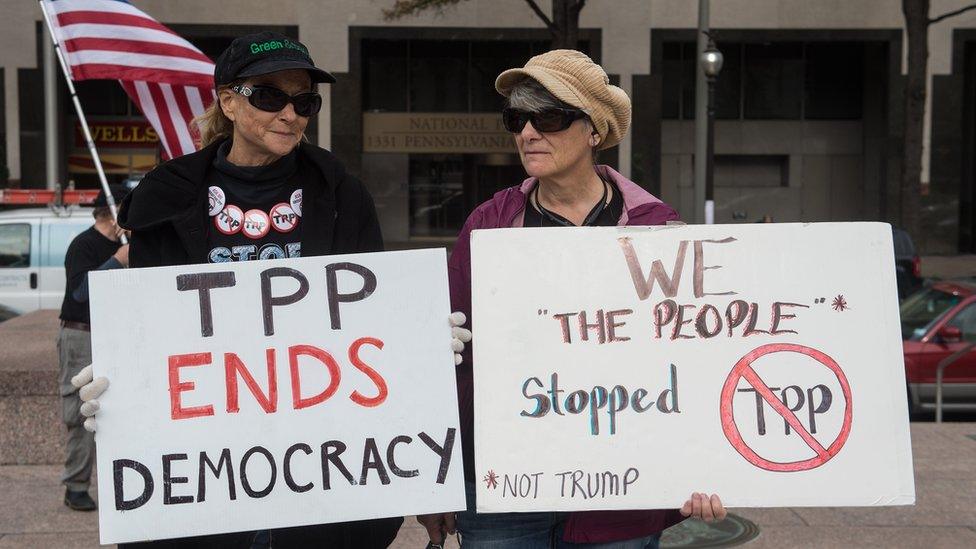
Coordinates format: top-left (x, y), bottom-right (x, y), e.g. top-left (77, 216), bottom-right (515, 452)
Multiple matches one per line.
top-left (456, 482), bottom-right (660, 549)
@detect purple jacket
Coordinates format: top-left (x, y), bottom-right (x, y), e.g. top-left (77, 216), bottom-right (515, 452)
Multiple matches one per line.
top-left (447, 165), bottom-right (686, 543)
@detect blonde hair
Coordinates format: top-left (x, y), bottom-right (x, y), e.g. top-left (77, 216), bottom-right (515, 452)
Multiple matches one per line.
top-left (193, 84), bottom-right (236, 147)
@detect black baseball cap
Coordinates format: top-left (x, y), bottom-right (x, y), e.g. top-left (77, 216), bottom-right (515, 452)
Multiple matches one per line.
top-left (214, 31), bottom-right (336, 87)
top-left (93, 184), bottom-right (128, 208)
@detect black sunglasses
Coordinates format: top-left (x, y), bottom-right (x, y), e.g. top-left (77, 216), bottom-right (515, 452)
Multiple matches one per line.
top-left (231, 84), bottom-right (322, 117)
top-left (502, 107), bottom-right (588, 133)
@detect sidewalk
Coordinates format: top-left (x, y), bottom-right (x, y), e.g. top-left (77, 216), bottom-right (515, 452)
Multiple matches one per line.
top-left (1, 422), bottom-right (973, 548)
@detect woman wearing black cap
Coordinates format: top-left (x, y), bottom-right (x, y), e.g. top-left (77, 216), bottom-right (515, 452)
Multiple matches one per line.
top-left (71, 31), bottom-right (470, 549)
top-left (120, 31), bottom-right (366, 268)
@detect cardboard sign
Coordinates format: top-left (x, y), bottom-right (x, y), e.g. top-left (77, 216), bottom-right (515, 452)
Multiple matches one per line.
top-left (471, 223), bottom-right (914, 512)
top-left (89, 250), bottom-right (465, 544)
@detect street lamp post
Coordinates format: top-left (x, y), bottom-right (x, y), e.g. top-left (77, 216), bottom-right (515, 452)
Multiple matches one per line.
top-left (701, 34), bottom-right (724, 225)
top-left (693, 0), bottom-right (709, 224)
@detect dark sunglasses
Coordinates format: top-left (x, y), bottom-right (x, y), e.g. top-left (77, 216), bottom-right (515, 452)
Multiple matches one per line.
top-left (231, 84), bottom-right (322, 117)
top-left (502, 107), bottom-right (588, 133)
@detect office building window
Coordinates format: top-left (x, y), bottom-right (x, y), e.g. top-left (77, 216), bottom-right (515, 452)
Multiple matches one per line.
top-left (363, 38), bottom-right (582, 113)
top-left (410, 41), bottom-right (469, 112)
top-left (804, 42), bottom-right (864, 120)
top-left (364, 40), bottom-right (409, 111)
top-left (743, 42), bottom-right (803, 119)
top-left (662, 40), bottom-right (864, 121)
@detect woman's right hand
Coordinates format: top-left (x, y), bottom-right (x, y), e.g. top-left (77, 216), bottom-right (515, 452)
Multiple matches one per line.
top-left (70, 364), bottom-right (110, 432)
top-left (417, 512), bottom-right (456, 547)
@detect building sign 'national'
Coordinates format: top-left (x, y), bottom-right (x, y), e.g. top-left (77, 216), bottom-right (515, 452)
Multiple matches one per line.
top-left (363, 113), bottom-right (515, 154)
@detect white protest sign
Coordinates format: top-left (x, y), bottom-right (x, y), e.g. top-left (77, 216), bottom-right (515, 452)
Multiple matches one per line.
top-left (89, 249), bottom-right (465, 544)
top-left (471, 223), bottom-right (914, 512)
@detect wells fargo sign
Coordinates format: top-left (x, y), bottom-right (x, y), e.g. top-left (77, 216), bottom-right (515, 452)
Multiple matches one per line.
top-left (363, 113), bottom-right (515, 154)
top-left (74, 119), bottom-right (159, 149)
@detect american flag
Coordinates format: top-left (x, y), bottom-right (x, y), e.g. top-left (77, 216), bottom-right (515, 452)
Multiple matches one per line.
top-left (43, 0), bottom-right (215, 160)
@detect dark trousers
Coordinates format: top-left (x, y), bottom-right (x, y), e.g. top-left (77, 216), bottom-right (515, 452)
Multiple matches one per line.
top-left (118, 517), bottom-right (404, 549)
top-left (58, 327), bottom-right (95, 492)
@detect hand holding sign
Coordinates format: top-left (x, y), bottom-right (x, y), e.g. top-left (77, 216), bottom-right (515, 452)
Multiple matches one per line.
top-left (70, 364), bottom-right (105, 432)
top-left (680, 493), bottom-right (727, 522)
top-left (416, 511), bottom-right (457, 546)
top-left (450, 312), bottom-right (473, 366)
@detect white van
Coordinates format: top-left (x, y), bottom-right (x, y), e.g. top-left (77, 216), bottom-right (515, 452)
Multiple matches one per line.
top-left (0, 207), bottom-right (95, 315)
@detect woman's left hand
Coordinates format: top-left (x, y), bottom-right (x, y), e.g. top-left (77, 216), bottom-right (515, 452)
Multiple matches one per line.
top-left (680, 492), bottom-right (727, 522)
top-left (450, 312), bottom-right (472, 365)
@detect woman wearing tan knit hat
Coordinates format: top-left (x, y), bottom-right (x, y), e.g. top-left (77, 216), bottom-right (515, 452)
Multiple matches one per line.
top-left (418, 50), bottom-right (727, 548)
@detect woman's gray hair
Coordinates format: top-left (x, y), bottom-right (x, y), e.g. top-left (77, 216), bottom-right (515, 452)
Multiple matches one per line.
top-left (507, 79), bottom-right (568, 112)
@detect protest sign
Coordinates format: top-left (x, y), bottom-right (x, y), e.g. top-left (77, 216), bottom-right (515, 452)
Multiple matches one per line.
top-left (471, 223), bottom-right (914, 512)
top-left (89, 249), bottom-right (464, 544)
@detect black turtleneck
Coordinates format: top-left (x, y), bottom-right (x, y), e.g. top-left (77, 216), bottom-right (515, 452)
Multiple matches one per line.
top-left (206, 141), bottom-right (306, 263)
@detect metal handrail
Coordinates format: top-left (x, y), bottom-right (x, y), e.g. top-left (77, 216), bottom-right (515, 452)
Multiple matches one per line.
top-left (935, 341), bottom-right (976, 423)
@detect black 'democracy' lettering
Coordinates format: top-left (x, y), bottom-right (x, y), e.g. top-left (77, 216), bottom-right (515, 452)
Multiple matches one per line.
top-left (284, 443), bottom-right (314, 493)
top-left (320, 440), bottom-right (357, 489)
top-left (418, 428), bottom-right (456, 484)
top-left (197, 448), bottom-right (236, 502)
top-left (239, 446), bottom-right (276, 498)
top-left (388, 436), bottom-right (420, 478)
top-left (360, 438), bottom-right (392, 485)
top-left (114, 458), bottom-right (154, 511)
top-left (162, 453), bottom-right (193, 505)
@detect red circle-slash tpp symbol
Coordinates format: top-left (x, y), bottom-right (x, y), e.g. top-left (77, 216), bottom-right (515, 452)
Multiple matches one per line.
top-left (719, 343), bottom-right (853, 472)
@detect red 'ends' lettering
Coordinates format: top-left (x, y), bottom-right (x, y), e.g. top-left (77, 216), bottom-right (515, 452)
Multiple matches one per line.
top-left (168, 352), bottom-right (215, 420)
top-left (225, 349), bottom-right (278, 414)
top-left (348, 337), bottom-right (387, 407)
top-left (289, 345), bottom-right (341, 410)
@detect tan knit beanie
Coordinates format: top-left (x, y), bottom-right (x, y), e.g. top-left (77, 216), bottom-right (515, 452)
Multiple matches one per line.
top-left (495, 49), bottom-right (631, 150)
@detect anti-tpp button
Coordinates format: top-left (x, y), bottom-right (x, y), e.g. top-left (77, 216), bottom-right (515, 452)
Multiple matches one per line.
top-left (270, 203), bottom-right (298, 233)
top-left (290, 188), bottom-right (303, 217)
top-left (215, 204), bottom-right (244, 235)
top-left (242, 209), bottom-right (271, 239)
top-left (208, 186), bottom-right (226, 217)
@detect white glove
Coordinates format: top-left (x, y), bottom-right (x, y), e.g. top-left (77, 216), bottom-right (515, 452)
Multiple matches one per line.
top-left (450, 311), bottom-right (473, 365)
top-left (70, 364), bottom-right (109, 433)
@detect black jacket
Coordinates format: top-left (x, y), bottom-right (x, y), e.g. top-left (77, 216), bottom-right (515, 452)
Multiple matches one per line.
top-left (118, 139), bottom-right (383, 268)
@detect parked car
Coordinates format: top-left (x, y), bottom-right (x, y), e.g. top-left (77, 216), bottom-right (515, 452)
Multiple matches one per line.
top-left (0, 207), bottom-right (94, 314)
top-left (900, 280), bottom-right (976, 414)
top-left (892, 227), bottom-right (922, 299)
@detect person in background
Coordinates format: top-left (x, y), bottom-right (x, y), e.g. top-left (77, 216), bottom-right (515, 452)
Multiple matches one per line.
top-left (71, 31), bottom-right (470, 548)
top-left (418, 50), bottom-right (727, 548)
top-left (58, 185), bottom-right (129, 511)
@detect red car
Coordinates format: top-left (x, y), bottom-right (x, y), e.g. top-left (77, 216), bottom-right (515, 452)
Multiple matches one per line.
top-left (901, 280), bottom-right (976, 414)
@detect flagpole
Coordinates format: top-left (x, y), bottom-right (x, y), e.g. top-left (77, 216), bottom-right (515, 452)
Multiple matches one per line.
top-left (43, 22), bottom-right (57, 191)
top-left (38, 0), bottom-right (127, 244)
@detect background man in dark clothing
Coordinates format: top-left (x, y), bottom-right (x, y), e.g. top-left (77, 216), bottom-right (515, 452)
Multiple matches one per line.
top-left (58, 185), bottom-right (128, 511)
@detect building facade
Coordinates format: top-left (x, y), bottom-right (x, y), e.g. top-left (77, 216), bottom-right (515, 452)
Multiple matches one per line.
top-left (2, 0), bottom-right (976, 253)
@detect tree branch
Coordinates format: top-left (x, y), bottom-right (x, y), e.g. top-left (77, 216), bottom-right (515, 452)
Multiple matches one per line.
top-left (929, 3), bottom-right (976, 25)
top-left (523, 0), bottom-right (557, 33)
top-left (382, 0), bottom-right (462, 21)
